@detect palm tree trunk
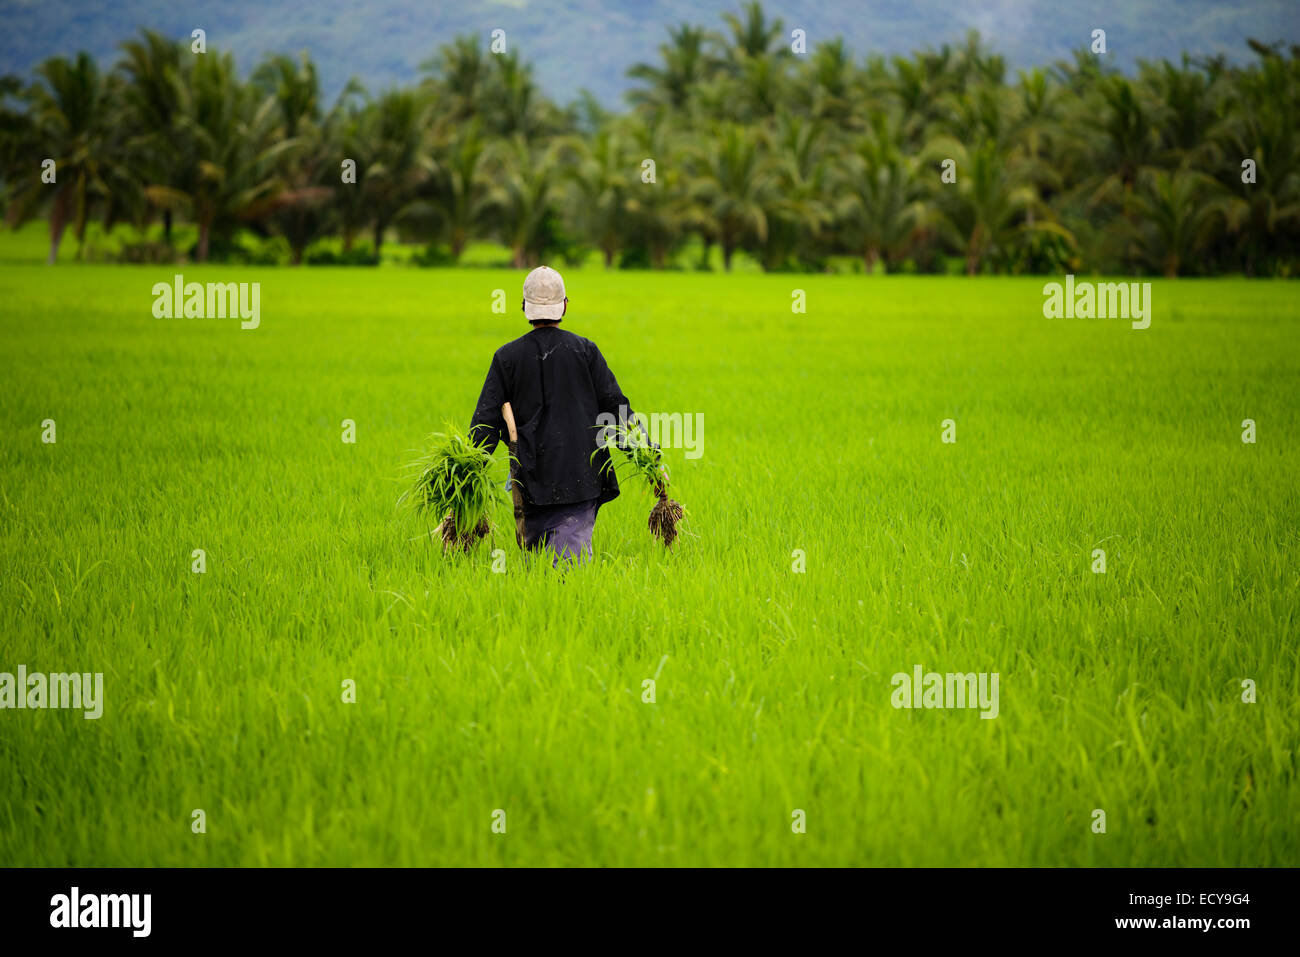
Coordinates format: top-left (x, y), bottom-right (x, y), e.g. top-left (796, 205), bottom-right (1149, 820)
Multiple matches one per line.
top-left (700, 236), bottom-right (714, 271)
top-left (47, 223), bottom-right (65, 265)
top-left (47, 191), bottom-right (68, 265)
top-left (74, 176), bottom-right (88, 261)
top-left (965, 228), bottom-right (982, 276)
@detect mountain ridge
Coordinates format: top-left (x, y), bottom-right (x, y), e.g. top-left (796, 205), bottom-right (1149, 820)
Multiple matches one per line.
top-left (1, 0), bottom-right (1296, 105)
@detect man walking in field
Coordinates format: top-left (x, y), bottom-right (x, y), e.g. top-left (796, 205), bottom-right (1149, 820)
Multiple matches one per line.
top-left (469, 266), bottom-right (636, 563)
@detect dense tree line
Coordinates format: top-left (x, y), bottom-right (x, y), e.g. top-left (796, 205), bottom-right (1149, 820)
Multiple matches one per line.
top-left (1, 3), bottom-right (1297, 275)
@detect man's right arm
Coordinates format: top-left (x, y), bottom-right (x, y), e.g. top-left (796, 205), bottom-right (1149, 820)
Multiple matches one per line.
top-left (468, 354), bottom-right (506, 455)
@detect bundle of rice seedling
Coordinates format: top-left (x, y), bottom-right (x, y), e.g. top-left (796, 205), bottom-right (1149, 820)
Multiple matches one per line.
top-left (399, 423), bottom-right (503, 552)
top-left (598, 421), bottom-right (685, 547)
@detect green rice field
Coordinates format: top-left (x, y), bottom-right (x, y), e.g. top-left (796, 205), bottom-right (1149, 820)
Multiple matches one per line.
top-left (1, 250), bottom-right (1296, 865)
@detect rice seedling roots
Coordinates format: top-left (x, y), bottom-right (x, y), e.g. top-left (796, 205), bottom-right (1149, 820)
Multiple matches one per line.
top-left (648, 493), bottom-right (684, 547)
top-left (436, 515), bottom-right (492, 552)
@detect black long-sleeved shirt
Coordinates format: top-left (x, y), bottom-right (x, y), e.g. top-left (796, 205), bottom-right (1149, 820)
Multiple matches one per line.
top-left (469, 326), bottom-right (634, 509)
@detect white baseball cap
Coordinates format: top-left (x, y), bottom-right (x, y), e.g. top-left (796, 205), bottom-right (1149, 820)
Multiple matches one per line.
top-left (523, 266), bottom-right (566, 322)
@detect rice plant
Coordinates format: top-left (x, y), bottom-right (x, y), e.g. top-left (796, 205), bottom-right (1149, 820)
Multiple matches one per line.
top-left (597, 419), bottom-right (685, 546)
top-left (399, 424), bottom-right (503, 551)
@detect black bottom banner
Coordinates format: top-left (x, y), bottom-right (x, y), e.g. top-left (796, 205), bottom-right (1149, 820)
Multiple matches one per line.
top-left (0, 866), bottom-right (1283, 944)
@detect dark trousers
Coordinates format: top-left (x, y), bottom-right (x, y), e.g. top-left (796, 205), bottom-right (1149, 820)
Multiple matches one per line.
top-left (522, 499), bottom-right (599, 564)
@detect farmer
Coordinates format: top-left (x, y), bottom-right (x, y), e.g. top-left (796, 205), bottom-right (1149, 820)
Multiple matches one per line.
top-left (468, 266), bottom-right (636, 563)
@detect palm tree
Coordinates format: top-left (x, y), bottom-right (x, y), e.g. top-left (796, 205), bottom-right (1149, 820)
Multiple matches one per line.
top-left (482, 137), bottom-right (562, 268)
top-left (422, 36), bottom-right (488, 121)
top-left (734, 51), bottom-right (789, 120)
top-left (8, 53), bottom-right (119, 263)
top-left (627, 24), bottom-right (718, 115)
top-left (0, 74), bottom-right (33, 200)
top-left (721, 1), bottom-right (787, 63)
top-left (94, 72), bottom-right (150, 238)
top-left (253, 54), bottom-right (336, 265)
top-left (332, 84), bottom-right (374, 253)
top-left (1085, 75), bottom-right (1164, 202)
top-left (795, 37), bottom-right (860, 128)
top-left (836, 116), bottom-right (928, 271)
top-left (933, 139), bottom-right (1048, 275)
top-left (1124, 169), bottom-right (1231, 276)
top-left (955, 30), bottom-right (1006, 89)
top-left (687, 123), bottom-right (771, 270)
top-left (890, 48), bottom-right (960, 148)
top-left (1010, 67), bottom-right (1068, 206)
top-left (559, 126), bottom-right (634, 267)
top-left (117, 30), bottom-right (186, 248)
top-left (942, 82), bottom-right (1013, 152)
top-left (1216, 55), bottom-right (1300, 274)
top-left (760, 114), bottom-right (832, 270)
top-left (1144, 58), bottom-right (1224, 167)
top-left (622, 119), bottom-right (689, 268)
top-left (1060, 74), bottom-right (1165, 265)
top-left (147, 51), bottom-right (288, 262)
top-left (358, 90), bottom-right (433, 258)
top-left (484, 51), bottom-right (561, 142)
top-left (253, 52), bottom-right (320, 138)
top-left (1051, 48), bottom-right (1112, 97)
top-left (718, 2), bottom-right (792, 122)
top-left (429, 119), bottom-right (493, 261)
